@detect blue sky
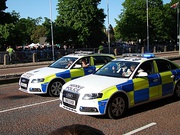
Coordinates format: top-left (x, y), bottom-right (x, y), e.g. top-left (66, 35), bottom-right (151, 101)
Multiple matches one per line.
top-left (5, 0), bottom-right (171, 28)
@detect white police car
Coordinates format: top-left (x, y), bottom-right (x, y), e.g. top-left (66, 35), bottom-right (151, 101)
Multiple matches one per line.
top-left (59, 53), bottom-right (180, 119)
top-left (19, 52), bottom-right (115, 97)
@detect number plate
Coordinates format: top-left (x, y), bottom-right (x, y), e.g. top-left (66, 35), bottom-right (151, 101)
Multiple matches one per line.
top-left (63, 97), bottom-right (75, 105)
top-left (21, 83), bottom-right (27, 88)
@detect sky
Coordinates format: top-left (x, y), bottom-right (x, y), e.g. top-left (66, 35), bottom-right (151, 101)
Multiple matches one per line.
top-left (5, 0), bottom-right (171, 28)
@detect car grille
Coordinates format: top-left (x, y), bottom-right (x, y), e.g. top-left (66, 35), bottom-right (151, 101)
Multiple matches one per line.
top-left (20, 77), bottom-right (29, 90)
top-left (63, 90), bottom-right (79, 109)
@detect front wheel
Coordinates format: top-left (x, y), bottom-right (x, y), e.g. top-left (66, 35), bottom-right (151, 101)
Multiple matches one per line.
top-left (174, 82), bottom-right (180, 99)
top-left (107, 95), bottom-right (127, 119)
top-left (48, 80), bottom-right (63, 97)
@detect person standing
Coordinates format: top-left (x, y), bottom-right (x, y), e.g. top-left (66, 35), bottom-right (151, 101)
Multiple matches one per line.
top-left (6, 46), bottom-right (14, 62)
top-left (98, 44), bottom-right (104, 53)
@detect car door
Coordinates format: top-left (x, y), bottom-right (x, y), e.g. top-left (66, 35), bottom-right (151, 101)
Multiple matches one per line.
top-left (155, 59), bottom-right (176, 96)
top-left (132, 60), bottom-right (161, 104)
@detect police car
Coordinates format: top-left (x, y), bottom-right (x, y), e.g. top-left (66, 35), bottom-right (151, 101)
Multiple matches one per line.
top-left (19, 51), bottom-right (115, 97)
top-left (59, 53), bottom-right (180, 119)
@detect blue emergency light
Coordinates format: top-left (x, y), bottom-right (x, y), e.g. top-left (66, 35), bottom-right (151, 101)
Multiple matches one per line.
top-left (123, 53), bottom-right (155, 58)
top-left (142, 53), bottom-right (155, 58)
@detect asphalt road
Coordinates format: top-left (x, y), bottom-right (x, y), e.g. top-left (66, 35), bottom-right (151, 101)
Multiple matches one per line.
top-left (0, 52), bottom-right (180, 135)
top-left (0, 83), bottom-right (179, 135)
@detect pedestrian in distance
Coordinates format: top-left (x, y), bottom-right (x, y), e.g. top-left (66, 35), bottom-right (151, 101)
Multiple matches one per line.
top-left (6, 45), bottom-right (15, 62)
top-left (98, 44), bottom-right (104, 53)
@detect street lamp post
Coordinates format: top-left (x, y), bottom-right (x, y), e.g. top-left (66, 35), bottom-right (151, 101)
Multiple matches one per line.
top-left (146, 0), bottom-right (149, 52)
top-left (107, 0), bottom-right (110, 54)
top-left (177, 5), bottom-right (180, 55)
top-left (49, 0), bottom-right (55, 60)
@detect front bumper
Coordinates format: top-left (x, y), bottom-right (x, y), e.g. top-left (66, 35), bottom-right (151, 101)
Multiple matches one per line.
top-left (59, 91), bottom-right (106, 115)
top-left (19, 77), bottom-right (47, 94)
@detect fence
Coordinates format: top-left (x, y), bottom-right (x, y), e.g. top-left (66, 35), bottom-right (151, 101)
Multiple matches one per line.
top-left (0, 44), bottom-right (177, 65)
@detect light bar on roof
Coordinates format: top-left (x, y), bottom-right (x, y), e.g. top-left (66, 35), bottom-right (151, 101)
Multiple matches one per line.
top-left (142, 53), bottom-right (155, 58)
top-left (122, 53), bottom-right (154, 58)
top-left (122, 53), bottom-right (142, 57)
top-left (74, 51), bottom-right (94, 54)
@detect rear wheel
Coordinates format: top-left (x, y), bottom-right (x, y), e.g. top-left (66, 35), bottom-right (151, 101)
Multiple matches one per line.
top-left (48, 80), bottom-right (63, 97)
top-left (107, 95), bottom-right (127, 119)
top-left (174, 81), bottom-right (180, 99)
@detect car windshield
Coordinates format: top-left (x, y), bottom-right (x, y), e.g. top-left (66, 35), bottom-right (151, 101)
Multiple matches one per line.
top-left (49, 57), bottom-right (78, 69)
top-left (95, 60), bottom-right (139, 78)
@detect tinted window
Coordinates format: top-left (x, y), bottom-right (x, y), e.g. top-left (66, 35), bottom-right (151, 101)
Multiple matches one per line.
top-left (93, 56), bottom-right (113, 65)
top-left (95, 61), bottom-right (139, 78)
top-left (136, 60), bottom-right (154, 75)
top-left (75, 57), bottom-right (90, 66)
top-left (156, 59), bottom-right (178, 72)
top-left (49, 57), bottom-right (77, 69)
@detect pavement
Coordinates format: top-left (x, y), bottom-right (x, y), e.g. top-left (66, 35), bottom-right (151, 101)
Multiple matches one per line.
top-left (0, 51), bottom-right (180, 85)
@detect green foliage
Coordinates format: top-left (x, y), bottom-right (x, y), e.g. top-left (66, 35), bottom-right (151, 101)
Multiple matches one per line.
top-left (0, 23), bottom-right (18, 47)
top-left (0, 0), bottom-right (179, 51)
top-left (56, 0), bottom-right (106, 48)
top-left (114, 0), bottom-right (177, 45)
top-left (31, 25), bottom-right (47, 43)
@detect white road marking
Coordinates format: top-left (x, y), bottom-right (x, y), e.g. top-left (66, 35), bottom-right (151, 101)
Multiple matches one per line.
top-left (123, 122), bottom-right (157, 135)
top-left (0, 99), bottom-right (59, 113)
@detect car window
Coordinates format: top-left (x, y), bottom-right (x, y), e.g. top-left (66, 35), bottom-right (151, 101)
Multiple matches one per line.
top-left (93, 56), bottom-right (114, 65)
top-left (49, 57), bottom-right (77, 69)
top-left (136, 60), bottom-right (154, 75)
top-left (95, 61), bottom-right (139, 78)
top-left (155, 59), bottom-right (178, 72)
top-left (74, 57), bottom-right (90, 68)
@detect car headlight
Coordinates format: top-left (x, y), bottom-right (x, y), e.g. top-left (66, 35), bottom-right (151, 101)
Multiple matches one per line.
top-left (31, 78), bottom-right (45, 83)
top-left (82, 93), bottom-right (103, 100)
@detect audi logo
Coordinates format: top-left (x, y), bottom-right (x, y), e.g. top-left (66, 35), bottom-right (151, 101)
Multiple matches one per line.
top-left (21, 79), bottom-right (26, 83)
top-left (66, 93), bottom-right (73, 98)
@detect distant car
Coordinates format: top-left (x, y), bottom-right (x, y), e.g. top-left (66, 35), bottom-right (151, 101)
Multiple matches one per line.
top-left (19, 51), bottom-right (115, 97)
top-left (59, 53), bottom-right (180, 119)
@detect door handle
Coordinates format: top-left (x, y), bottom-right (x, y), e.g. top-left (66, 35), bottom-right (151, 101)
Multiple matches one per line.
top-left (153, 79), bottom-right (159, 82)
top-left (170, 75), bottom-right (175, 78)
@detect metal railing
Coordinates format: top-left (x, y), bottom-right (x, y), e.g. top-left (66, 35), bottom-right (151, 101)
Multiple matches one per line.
top-left (0, 44), bottom-right (177, 65)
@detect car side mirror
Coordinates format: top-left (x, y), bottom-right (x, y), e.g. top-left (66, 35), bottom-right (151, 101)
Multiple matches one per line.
top-left (136, 71), bottom-right (148, 77)
top-left (73, 64), bottom-right (82, 68)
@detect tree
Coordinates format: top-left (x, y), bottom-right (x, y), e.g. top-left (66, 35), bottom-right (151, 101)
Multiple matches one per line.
top-left (0, 0), bottom-right (7, 24)
top-left (31, 25), bottom-right (47, 43)
top-left (163, 0), bottom-right (180, 44)
top-left (108, 24), bottom-right (115, 43)
top-left (0, 23), bottom-right (17, 49)
top-left (56, 0), bottom-right (106, 48)
top-left (15, 17), bottom-right (37, 45)
top-left (115, 0), bottom-right (165, 45)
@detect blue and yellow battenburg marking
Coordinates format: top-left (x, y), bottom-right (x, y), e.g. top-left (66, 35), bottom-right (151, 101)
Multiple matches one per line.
top-left (97, 69), bottom-right (180, 114)
top-left (40, 66), bottom-right (96, 92)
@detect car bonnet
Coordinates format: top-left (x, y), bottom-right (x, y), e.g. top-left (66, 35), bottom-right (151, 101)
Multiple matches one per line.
top-left (62, 74), bottom-right (128, 94)
top-left (21, 67), bottom-right (67, 79)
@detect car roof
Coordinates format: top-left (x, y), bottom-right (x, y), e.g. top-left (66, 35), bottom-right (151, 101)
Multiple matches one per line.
top-left (64, 51), bottom-right (115, 59)
top-left (113, 53), bottom-right (156, 63)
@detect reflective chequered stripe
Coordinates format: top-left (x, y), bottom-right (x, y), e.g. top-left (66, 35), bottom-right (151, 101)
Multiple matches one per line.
top-left (98, 71), bottom-right (176, 111)
top-left (41, 74), bottom-right (56, 92)
top-left (98, 86), bottom-right (118, 113)
top-left (41, 66), bottom-right (97, 92)
top-left (70, 69), bottom-right (85, 79)
top-left (160, 71), bottom-right (174, 96)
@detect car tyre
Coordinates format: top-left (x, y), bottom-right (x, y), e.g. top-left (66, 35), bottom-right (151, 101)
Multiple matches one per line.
top-left (107, 95), bottom-right (127, 119)
top-left (174, 81), bottom-right (180, 99)
top-left (48, 80), bottom-right (63, 97)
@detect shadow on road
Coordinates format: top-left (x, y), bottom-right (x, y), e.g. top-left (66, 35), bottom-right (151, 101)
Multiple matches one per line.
top-left (91, 96), bottom-right (179, 119)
